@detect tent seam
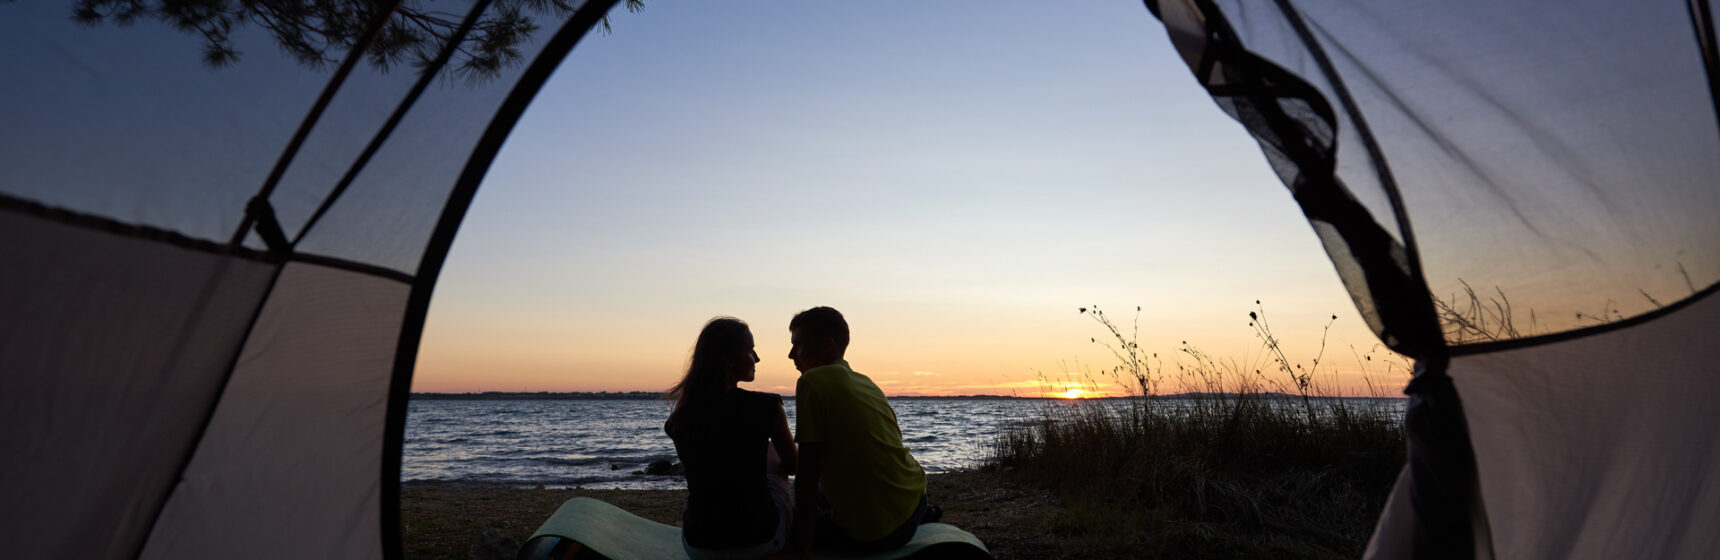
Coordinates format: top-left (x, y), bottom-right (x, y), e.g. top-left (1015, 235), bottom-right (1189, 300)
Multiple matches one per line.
top-left (1450, 279), bottom-right (1720, 356)
top-left (130, 264), bottom-right (289, 559)
top-left (136, 5), bottom-right (406, 554)
top-left (0, 194), bottom-right (411, 284)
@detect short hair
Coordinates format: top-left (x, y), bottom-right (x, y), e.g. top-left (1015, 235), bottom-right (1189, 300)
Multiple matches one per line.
top-left (790, 306), bottom-right (849, 352)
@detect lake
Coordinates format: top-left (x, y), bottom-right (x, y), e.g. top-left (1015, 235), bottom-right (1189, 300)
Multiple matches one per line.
top-left (402, 398), bottom-right (1045, 489)
top-left (402, 396), bottom-right (1406, 489)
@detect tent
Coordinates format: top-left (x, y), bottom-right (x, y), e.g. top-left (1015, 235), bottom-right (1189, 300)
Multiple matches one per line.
top-left (1, 0), bottom-right (1714, 557)
top-left (1148, 1), bottom-right (1720, 557)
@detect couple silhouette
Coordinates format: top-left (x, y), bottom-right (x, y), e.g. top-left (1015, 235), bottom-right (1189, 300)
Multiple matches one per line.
top-left (663, 307), bottom-right (938, 559)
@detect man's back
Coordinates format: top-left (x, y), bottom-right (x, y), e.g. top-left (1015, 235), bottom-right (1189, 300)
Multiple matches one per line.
top-left (795, 360), bottom-right (926, 542)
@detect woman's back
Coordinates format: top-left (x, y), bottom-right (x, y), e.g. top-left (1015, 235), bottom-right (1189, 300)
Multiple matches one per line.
top-left (665, 388), bottom-right (781, 549)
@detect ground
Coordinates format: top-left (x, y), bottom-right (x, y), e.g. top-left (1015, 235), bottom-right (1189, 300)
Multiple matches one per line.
top-left (401, 470), bottom-right (1070, 559)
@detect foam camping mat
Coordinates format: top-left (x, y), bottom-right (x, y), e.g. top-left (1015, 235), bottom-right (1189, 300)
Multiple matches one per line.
top-left (519, 497), bottom-right (993, 560)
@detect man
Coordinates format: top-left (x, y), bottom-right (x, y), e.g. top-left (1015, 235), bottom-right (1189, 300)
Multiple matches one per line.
top-left (787, 306), bottom-right (932, 554)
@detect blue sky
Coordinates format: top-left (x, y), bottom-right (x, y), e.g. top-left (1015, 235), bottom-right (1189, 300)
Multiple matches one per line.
top-left (413, 0), bottom-right (1400, 395)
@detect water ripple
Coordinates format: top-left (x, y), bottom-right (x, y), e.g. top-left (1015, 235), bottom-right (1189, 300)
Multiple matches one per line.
top-left (402, 398), bottom-right (1042, 489)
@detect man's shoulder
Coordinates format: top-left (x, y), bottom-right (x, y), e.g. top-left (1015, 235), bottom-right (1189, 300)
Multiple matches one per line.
top-left (798, 362), bottom-right (857, 391)
top-left (803, 361), bottom-right (853, 377)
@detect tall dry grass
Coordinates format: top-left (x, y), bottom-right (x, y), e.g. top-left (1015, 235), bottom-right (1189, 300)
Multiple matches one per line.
top-left (987, 305), bottom-right (1408, 558)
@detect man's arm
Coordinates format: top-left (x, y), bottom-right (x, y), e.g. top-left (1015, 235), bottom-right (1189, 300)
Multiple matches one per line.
top-left (791, 441), bottom-right (824, 555)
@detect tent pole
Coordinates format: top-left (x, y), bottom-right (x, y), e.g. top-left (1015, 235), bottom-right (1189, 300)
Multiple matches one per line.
top-left (132, 4), bottom-right (403, 558)
top-left (377, 1), bottom-right (623, 559)
top-left (226, 0), bottom-right (405, 248)
top-left (1265, 0), bottom-right (1429, 290)
top-left (1689, 0), bottom-right (1720, 142)
top-left (290, 0), bottom-right (501, 247)
top-left (1261, 2), bottom-right (1484, 558)
top-left (1261, 2), bottom-right (1487, 558)
top-left (1153, 0), bottom-right (1484, 556)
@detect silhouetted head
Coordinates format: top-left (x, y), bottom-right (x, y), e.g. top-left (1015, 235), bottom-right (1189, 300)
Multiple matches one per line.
top-left (788, 306), bottom-right (848, 373)
top-left (666, 317), bottom-right (759, 409)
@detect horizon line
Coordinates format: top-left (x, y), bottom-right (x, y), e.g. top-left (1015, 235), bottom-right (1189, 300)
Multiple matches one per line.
top-left (408, 390), bottom-right (1405, 400)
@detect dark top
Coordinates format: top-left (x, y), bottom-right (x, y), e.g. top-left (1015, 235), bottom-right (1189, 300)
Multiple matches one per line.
top-left (664, 388), bottom-right (783, 549)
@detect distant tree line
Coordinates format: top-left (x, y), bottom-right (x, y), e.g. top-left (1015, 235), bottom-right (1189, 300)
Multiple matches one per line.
top-left (409, 391), bottom-right (1067, 401)
top-left (411, 391), bottom-right (666, 400)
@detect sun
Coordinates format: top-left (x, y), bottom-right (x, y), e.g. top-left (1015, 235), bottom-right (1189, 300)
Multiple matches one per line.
top-left (1056, 388), bottom-right (1088, 399)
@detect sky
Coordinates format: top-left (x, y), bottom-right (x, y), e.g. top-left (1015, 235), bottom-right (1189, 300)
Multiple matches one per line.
top-left (410, 0), bottom-right (1409, 397)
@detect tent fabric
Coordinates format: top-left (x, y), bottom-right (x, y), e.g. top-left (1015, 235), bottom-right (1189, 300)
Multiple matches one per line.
top-left (4, 0), bottom-right (1719, 557)
top-left (1449, 289), bottom-right (1720, 559)
top-left (1362, 466), bottom-right (1415, 559)
top-left (0, 201), bottom-right (278, 559)
top-left (1, 0), bottom-right (614, 558)
top-left (1159, 0), bottom-right (1720, 347)
top-left (140, 263), bottom-right (408, 559)
top-left (0, 0), bottom-right (588, 276)
top-left (1150, 0), bottom-right (1720, 557)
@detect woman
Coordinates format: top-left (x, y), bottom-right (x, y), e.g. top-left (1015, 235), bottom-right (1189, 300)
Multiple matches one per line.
top-left (665, 317), bottom-right (798, 559)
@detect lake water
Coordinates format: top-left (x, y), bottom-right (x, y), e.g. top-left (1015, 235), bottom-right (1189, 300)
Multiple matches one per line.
top-left (402, 397), bottom-right (1406, 489)
top-left (402, 398), bottom-right (1045, 489)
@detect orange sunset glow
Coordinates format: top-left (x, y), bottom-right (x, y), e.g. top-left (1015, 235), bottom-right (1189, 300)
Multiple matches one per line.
top-left (405, 0), bottom-right (1412, 399)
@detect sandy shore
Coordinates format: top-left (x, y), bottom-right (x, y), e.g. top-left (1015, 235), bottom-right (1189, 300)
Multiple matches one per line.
top-left (402, 469), bottom-right (1068, 559)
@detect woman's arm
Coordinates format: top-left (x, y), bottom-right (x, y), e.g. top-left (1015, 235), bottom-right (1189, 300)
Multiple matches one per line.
top-left (771, 403), bottom-right (797, 476)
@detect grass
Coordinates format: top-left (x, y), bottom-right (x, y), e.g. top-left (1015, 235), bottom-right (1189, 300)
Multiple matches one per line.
top-left (402, 304), bottom-right (1409, 558)
top-left (987, 304), bottom-right (1408, 558)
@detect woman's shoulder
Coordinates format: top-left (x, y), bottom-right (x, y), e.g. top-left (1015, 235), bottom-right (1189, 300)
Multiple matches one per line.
top-left (736, 388), bottom-right (783, 406)
top-left (665, 399), bottom-right (714, 426)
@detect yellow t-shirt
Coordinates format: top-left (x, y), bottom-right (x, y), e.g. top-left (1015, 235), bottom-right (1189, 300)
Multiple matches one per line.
top-left (795, 360), bottom-right (926, 541)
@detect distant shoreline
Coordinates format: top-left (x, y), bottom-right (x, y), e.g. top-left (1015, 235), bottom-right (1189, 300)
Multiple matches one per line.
top-left (408, 391), bottom-right (1403, 401)
top-left (408, 391), bottom-right (1040, 401)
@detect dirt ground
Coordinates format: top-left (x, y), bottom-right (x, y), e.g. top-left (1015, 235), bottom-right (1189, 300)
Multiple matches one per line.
top-left (401, 469), bottom-right (1068, 559)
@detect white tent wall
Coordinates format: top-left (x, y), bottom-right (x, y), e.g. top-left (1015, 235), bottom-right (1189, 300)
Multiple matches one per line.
top-left (0, 204), bottom-right (279, 558)
top-left (140, 263), bottom-right (408, 559)
top-left (1361, 467), bottom-right (1417, 558)
top-left (1450, 291), bottom-right (1720, 559)
top-left (1367, 289), bottom-right (1720, 560)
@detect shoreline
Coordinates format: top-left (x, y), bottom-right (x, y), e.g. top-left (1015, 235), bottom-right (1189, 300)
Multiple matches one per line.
top-left (411, 391), bottom-right (1408, 401)
top-left (411, 392), bottom-right (1054, 401)
top-left (403, 470), bottom-right (1066, 559)
top-left (400, 466), bottom-right (994, 492)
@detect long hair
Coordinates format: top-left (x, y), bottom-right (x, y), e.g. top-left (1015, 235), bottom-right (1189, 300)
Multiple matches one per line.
top-left (665, 316), bottom-right (751, 411)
